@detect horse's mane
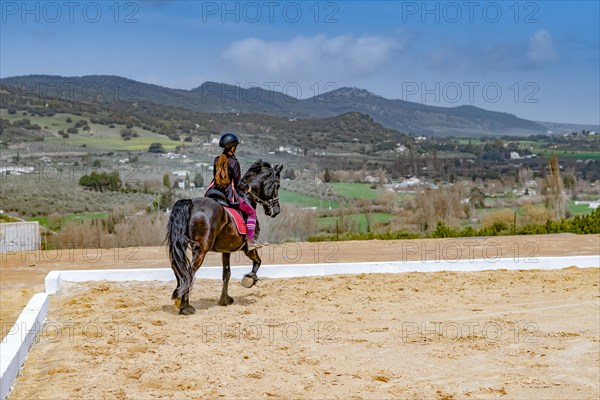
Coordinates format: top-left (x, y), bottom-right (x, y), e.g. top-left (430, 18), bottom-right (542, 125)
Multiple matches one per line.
top-left (243, 160), bottom-right (272, 180)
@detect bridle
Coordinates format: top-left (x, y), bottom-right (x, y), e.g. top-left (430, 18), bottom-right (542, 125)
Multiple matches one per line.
top-left (247, 190), bottom-right (279, 215)
top-left (246, 168), bottom-right (280, 215)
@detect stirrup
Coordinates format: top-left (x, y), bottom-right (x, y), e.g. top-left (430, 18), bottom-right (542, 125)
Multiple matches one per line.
top-left (255, 237), bottom-right (268, 247)
top-left (247, 238), bottom-right (264, 251)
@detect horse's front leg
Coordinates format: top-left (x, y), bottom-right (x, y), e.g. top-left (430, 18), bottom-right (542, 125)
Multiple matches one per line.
top-left (218, 253), bottom-right (234, 306)
top-left (241, 248), bottom-right (261, 288)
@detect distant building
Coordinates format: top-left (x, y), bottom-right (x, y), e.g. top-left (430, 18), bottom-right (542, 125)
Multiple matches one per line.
top-left (162, 153), bottom-right (187, 159)
top-left (510, 151), bottom-right (521, 159)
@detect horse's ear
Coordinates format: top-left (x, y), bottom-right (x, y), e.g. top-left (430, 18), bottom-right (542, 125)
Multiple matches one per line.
top-left (276, 164), bottom-right (283, 174)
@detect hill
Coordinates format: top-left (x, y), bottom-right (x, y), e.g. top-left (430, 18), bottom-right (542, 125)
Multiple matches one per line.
top-left (0, 83), bottom-right (409, 159)
top-left (2, 75), bottom-right (549, 136)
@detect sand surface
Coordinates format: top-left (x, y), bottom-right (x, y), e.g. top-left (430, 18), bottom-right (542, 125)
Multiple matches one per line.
top-left (7, 268), bottom-right (600, 399)
top-left (2, 235), bottom-right (599, 399)
top-left (2, 234), bottom-right (599, 331)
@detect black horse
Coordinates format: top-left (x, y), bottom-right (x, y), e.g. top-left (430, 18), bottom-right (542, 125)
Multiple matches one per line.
top-left (166, 160), bottom-right (283, 315)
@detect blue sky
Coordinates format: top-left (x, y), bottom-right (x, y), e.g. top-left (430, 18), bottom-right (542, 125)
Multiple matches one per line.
top-left (1, 0), bottom-right (599, 124)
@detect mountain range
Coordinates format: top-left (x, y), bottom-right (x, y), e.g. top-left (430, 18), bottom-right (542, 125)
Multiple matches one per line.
top-left (0, 74), bottom-right (581, 136)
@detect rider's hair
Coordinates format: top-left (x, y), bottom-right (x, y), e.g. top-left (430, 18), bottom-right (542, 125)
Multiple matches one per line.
top-left (215, 152), bottom-right (230, 189)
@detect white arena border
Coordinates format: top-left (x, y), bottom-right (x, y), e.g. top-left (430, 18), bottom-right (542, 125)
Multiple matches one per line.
top-left (2, 255), bottom-right (599, 400)
top-left (1, 293), bottom-right (48, 400)
top-left (45, 255), bottom-right (599, 295)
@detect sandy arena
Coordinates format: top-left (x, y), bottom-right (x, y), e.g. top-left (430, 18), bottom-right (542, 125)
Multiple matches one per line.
top-left (2, 235), bottom-right (600, 399)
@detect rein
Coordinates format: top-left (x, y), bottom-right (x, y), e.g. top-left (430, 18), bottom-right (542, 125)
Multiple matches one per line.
top-left (246, 190), bottom-right (279, 214)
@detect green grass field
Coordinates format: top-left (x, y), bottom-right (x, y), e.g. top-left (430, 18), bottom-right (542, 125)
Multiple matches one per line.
top-left (329, 182), bottom-right (381, 199)
top-left (453, 137), bottom-right (600, 161)
top-left (456, 138), bottom-right (485, 145)
top-left (319, 212), bottom-right (393, 233)
top-left (2, 110), bottom-right (180, 151)
top-left (279, 190), bottom-right (340, 209)
top-left (29, 212), bottom-right (109, 229)
top-left (536, 149), bottom-right (600, 160)
top-left (566, 201), bottom-right (596, 216)
top-left (45, 134), bottom-right (179, 151)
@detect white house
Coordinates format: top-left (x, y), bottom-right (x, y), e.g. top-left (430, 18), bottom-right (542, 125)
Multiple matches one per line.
top-left (162, 153), bottom-right (187, 159)
top-left (510, 152), bottom-right (521, 159)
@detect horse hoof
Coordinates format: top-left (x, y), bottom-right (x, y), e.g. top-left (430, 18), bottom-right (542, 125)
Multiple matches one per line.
top-left (174, 298), bottom-right (182, 309)
top-left (242, 275), bottom-right (256, 288)
top-left (219, 296), bottom-right (234, 306)
top-left (180, 305), bottom-right (196, 315)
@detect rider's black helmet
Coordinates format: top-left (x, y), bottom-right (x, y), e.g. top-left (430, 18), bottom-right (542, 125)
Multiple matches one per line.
top-left (219, 133), bottom-right (240, 149)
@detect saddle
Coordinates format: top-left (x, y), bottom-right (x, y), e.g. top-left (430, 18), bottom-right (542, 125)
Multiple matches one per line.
top-left (205, 188), bottom-right (248, 235)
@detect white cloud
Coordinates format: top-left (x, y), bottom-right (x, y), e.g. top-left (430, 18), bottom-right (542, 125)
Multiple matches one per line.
top-left (221, 34), bottom-right (404, 82)
top-left (528, 29), bottom-right (558, 64)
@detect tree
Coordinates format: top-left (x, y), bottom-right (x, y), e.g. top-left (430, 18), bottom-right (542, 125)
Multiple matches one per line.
top-left (469, 187), bottom-right (485, 209)
top-left (563, 173), bottom-right (575, 191)
top-left (79, 171), bottom-right (122, 192)
top-left (154, 190), bottom-right (173, 211)
top-left (163, 173), bottom-right (171, 189)
top-left (415, 185), bottom-right (466, 231)
top-left (283, 168), bottom-right (296, 180)
top-left (193, 173), bottom-right (204, 188)
top-left (323, 168), bottom-right (332, 183)
top-left (74, 119), bottom-right (88, 128)
top-left (148, 143), bottom-right (165, 153)
top-left (544, 156), bottom-right (565, 220)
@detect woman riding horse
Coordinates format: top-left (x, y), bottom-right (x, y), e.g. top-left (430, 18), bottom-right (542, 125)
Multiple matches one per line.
top-left (167, 155), bottom-right (283, 315)
top-left (211, 133), bottom-right (259, 250)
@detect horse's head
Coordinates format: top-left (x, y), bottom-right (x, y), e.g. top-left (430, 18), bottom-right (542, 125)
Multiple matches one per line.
top-left (242, 160), bottom-right (283, 217)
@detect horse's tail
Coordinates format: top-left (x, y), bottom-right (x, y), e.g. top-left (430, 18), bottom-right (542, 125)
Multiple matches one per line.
top-left (166, 199), bottom-right (194, 299)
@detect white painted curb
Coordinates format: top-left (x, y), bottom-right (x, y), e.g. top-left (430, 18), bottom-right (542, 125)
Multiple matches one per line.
top-left (0, 293), bottom-right (49, 400)
top-left (45, 255), bottom-right (599, 295)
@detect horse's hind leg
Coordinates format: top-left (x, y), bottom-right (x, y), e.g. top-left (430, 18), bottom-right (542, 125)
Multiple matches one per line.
top-left (179, 246), bottom-right (207, 315)
top-left (241, 248), bottom-right (261, 288)
top-left (218, 253), bottom-right (234, 306)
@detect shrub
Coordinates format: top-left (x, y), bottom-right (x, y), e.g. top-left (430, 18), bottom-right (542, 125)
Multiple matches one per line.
top-left (74, 119), bottom-right (88, 128)
top-left (148, 143), bottom-right (165, 153)
top-left (520, 204), bottom-right (553, 226)
top-left (481, 209), bottom-right (515, 229)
